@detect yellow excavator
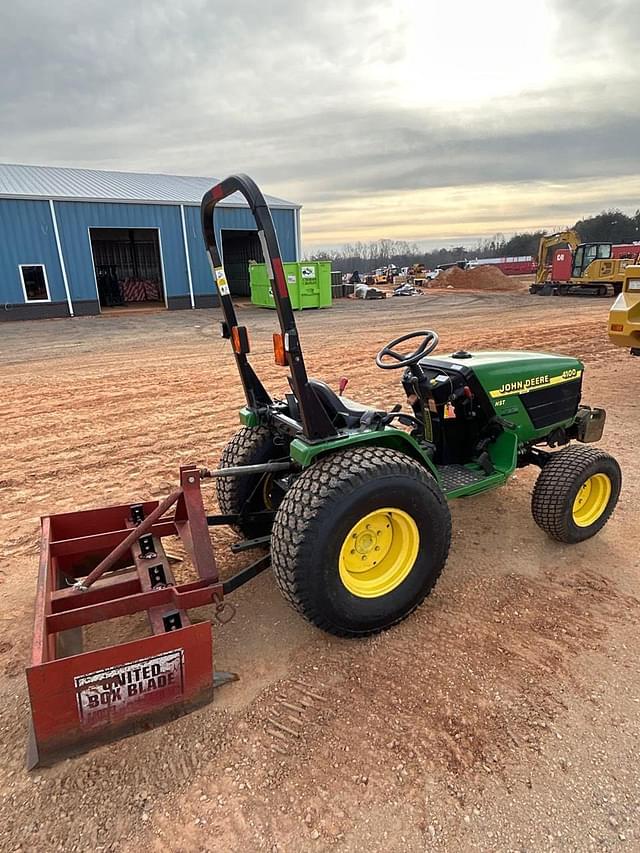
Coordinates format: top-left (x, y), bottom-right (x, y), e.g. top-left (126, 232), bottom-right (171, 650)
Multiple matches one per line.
top-left (609, 265), bottom-right (640, 355)
top-left (530, 230), bottom-right (638, 297)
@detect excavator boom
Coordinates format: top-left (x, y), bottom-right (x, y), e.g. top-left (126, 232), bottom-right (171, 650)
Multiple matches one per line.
top-left (535, 230), bottom-right (581, 284)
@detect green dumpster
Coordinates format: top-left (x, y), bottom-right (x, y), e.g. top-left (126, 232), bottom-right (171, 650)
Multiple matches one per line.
top-left (249, 261), bottom-right (332, 309)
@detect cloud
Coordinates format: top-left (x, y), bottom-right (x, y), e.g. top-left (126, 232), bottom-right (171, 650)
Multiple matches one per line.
top-left (1, 0), bottom-right (639, 246)
top-left (301, 174), bottom-right (640, 248)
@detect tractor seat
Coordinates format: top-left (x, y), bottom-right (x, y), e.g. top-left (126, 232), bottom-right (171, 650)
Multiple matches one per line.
top-left (307, 379), bottom-right (386, 428)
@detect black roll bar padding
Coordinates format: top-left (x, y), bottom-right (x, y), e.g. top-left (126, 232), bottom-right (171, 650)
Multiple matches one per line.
top-left (200, 174), bottom-right (337, 439)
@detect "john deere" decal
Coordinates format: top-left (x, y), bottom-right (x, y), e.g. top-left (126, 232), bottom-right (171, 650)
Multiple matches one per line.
top-left (490, 369), bottom-right (582, 399)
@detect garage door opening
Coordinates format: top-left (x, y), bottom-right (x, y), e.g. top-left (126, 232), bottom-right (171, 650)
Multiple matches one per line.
top-left (221, 230), bottom-right (264, 296)
top-left (90, 228), bottom-right (165, 309)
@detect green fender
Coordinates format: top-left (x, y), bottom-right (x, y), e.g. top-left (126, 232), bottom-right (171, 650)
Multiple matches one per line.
top-left (289, 427), bottom-right (441, 483)
top-left (240, 407), bottom-right (520, 499)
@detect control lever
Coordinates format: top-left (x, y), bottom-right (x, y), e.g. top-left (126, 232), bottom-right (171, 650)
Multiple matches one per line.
top-left (494, 415), bottom-right (517, 431)
top-left (339, 377), bottom-right (349, 395)
top-left (380, 405), bottom-right (420, 429)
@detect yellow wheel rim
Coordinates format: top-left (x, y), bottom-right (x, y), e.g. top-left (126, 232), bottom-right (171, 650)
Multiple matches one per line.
top-left (338, 508), bottom-right (420, 598)
top-left (572, 473), bottom-right (612, 527)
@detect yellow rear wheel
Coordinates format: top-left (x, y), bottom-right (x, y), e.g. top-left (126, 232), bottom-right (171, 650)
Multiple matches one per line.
top-left (339, 508), bottom-right (420, 598)
top-left (270, 446), bottom-right (452, 636)
top-left (571, 473), bottom-right (612, 527)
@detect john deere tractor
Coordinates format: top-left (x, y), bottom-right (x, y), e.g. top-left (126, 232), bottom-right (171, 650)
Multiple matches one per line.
top-left (202, 176), bottom-right (622, 638)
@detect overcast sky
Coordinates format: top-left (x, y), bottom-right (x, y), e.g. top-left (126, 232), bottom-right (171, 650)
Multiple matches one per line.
top-left (1, 0), bottom-right (639, 249)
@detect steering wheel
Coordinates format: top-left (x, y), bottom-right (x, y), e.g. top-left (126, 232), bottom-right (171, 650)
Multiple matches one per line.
top-left (375, 330), bottom-right (439, 370)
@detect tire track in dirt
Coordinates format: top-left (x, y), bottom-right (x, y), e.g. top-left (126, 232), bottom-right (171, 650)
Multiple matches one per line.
top-left (138, 568), bottom-right (638, 852)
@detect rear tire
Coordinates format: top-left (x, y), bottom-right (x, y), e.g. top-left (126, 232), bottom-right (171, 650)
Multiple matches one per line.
top-left (271, 446), bottom-right (451, 637)
top-left (216, 426), bottom-right (289, 538)
top-left (531, 445), bottom-right (621, 543)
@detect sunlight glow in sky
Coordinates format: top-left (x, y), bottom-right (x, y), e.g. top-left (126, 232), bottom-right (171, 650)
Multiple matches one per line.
top-left (375, 0), bottom-right (554, 109)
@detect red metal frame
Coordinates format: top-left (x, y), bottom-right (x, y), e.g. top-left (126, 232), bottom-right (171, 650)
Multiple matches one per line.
top-left (27, 465), bottom-right (223, 768)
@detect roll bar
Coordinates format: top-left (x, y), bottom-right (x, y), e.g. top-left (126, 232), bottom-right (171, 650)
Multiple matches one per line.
top-left (200, 174), bottom-right (336, 439)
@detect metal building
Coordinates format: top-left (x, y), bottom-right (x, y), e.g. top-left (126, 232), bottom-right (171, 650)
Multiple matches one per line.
top-left (0, 163), bottom-right (301, 321)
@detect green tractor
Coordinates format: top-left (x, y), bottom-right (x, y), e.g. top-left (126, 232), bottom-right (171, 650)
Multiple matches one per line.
top-left (202, 176), bottom-right (622, 638)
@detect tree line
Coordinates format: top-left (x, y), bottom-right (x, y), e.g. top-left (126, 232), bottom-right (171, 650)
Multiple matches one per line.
top-left (306, 209), bottom-right (640, 271)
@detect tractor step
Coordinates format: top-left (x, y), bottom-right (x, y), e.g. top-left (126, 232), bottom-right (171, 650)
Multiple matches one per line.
top-left (437, 464), bottom-right (486, 491)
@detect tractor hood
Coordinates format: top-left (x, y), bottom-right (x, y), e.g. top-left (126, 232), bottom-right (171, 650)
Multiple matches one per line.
top-left (423, 350), bottom-right (584, 401)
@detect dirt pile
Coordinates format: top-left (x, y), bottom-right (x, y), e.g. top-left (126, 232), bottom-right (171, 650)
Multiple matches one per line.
top-left (433, 265), bottom-right (523, 292)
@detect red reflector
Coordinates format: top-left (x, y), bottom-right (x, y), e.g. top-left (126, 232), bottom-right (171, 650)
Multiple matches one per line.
top-left (212, 184), bottom-right (223, 200)
top-left (271, 258), bottom-right (289, 298)
top-left (611, 324), bottom-right (624, 332)
top-left (273, 333), bottom-right (287, 366)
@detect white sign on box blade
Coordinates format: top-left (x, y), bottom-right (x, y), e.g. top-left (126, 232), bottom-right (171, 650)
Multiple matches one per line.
top-left (75, 649), bottom-right (185, 727)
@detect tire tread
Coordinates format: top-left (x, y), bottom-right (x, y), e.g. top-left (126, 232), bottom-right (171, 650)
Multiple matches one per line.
top-left (216, 426), bottom-right (275, 533)
top-left (531, 444), bottom-right (620, 542)
top-left (271, 446), bottom-right (451, 636)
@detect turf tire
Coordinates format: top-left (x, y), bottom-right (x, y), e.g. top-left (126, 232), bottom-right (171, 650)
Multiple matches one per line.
top-left (531, 445), bottom-right (621, 543)
top-left (216, 426), bottom-right (288, 537)
top-left (271, 446), bottom-right (451, 637)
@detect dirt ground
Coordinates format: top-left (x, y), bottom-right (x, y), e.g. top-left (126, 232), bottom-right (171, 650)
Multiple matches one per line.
top-left (1, 289), bottom-right (639, 853)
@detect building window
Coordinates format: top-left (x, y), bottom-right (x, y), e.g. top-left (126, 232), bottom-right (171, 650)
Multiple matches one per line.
top-left (19, 265), bottom-right (50, 302)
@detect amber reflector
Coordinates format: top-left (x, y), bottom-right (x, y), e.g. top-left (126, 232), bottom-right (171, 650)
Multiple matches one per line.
top-left (231, 326), bottom-right (250, 354)
top-left (273, 333), bottom-right (287, 366)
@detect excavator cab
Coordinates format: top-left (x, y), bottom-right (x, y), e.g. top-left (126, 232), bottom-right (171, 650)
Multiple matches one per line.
top-left (571, 243), bottom-right (612, 278)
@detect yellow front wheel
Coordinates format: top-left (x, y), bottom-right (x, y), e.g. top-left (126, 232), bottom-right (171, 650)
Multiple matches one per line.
top-left (339, 508), bottom-right (420, 598)
top-left (572, 474), bottom-right (612, 527)
top-left (532, 446), bottom-right (621, 543)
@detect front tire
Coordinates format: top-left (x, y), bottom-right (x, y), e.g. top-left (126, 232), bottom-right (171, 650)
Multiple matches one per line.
top-left (271, 446), bottom-right (451, 637)
top-left (531, 445), bottom-right (621, 543)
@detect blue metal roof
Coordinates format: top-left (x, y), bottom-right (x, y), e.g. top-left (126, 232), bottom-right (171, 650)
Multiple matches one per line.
top-left (0, 163), bottom-right (299, 209)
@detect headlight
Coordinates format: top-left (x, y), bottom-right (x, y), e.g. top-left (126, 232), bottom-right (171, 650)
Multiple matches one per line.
top-left (627, 279), bottom-right (640, 292)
